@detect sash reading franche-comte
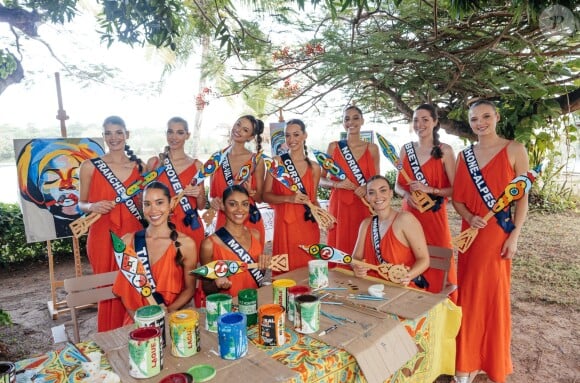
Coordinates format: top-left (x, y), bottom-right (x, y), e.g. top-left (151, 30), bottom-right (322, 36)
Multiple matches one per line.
top-left (338, 140), bottom-right (366, 187)
top-left (215, 227), bottom-right (265, 287)
top-left (404, 142), bottom-right (443, 212)
top-left (90, 158), bottom-right (143, 222)
top-left (462, 145), bottom-right (515, 233)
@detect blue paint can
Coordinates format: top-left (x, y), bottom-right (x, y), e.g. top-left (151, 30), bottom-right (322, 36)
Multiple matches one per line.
top-left (217, 312), bottom-right (248, 360)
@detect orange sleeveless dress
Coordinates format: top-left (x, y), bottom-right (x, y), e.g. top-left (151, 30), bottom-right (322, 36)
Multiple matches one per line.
top-left (87, 165), bottom-right (144, 332)
top-left (452, 145), bottom-right (515, 382)
top-left (398, 150), bottom-right (458, 301)
top-left (327, 143), bottom-right (377, 254)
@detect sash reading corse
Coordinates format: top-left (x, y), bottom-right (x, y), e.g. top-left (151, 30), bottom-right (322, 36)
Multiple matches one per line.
top-left (280, 153), bottom-right (316, 223)
top-left (403, 142), bottom-right (443, 212)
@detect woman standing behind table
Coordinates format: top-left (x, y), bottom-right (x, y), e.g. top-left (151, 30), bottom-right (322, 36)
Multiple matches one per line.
top-left (200, 185), bottom-right (271, 298)
top-left (351, 175), bottom-right (429, 287)
top-left (452, 100), bottom-right (529, 383)
top-left (78, 115), bottom-right (145, 332)
top-left (209, 115), bottom-right (266, 245)
top-left (394, 104), bottom-right (457, 300)
top-left (146, 117), bottom-right (206, 255)
top-left (263, 119), bottom-right (321, 272)
top-left (322, 105), bottom-right (380, 254)
top-left (113, 182), bottom-right (197, 322)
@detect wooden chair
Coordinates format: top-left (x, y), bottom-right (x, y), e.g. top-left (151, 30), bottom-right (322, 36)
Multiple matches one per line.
top-left (427, 245), bottom-right (457, 296)
top-left (64, 271), bottom-right (118, 343)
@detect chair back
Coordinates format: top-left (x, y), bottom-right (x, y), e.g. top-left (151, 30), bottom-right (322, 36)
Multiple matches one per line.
top-left (427, 245), bottom-right (456, 295)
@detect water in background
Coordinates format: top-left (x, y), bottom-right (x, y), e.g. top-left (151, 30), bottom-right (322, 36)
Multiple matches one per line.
top-left (0, 164), bottom-right (18, 203)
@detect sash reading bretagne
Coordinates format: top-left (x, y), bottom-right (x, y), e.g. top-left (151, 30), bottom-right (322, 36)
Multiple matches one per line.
top-left (163, 156), bottom-right (201, 230)
top-left (215, 227), bottom-right (265, 286)
top-left (403, 142), bottom-right (443, 212)
top-left (90, 158), bottom-right (143, 222)
top-left (280, 153), bottom-right (315, 223)
top-left (462, 145), bottom-right (515, 233)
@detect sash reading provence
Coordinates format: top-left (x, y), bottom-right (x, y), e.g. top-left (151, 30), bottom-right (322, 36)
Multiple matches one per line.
top-left (338, 140), bottom-right (366, 187)
top-left (133, 230), bottom-right (165, 305)
top-left (163, 156), bottom-right (201, 230)
top-left (462, 145), bottom-right (515, 234)
top-left (90, 158), bottom-right (143, 222)
top-left (215, 227), bottom-right (265, 286)
top-left (280, 153), bottom-right (316, 223)
top-left (403, 143), bottom-right (443, 212)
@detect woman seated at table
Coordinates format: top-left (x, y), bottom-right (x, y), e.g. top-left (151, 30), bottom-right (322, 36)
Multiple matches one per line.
top-left (200, 185), bottom-right (271, 298)
top-left (113, 181), bottom-right (198, 323)
top-left (351, 175), bottom-right (429, 287)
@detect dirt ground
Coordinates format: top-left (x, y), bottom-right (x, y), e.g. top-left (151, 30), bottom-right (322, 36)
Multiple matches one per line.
top-left (0, 207), bottom-right (579, 382)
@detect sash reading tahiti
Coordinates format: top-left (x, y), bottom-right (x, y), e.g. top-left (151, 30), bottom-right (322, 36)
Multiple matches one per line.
top-left (371, 216), bottom-right (429, 288)
top-left (215, 227), bottom-right (265, 286)
top-left (338, 140), bottom-right (366, 187)
top-left (280, 153), bottom-right (316, 223)
top-left (403, 143), bottom-right (443, 212)
top-left (133, 230), bottom-right (165, 305)
top-left (463, 145), bottom-right (515, 233)
top-left (163, 156), bottom-right (201, 230)
top-left (90, 158), bottom-right (142, 222)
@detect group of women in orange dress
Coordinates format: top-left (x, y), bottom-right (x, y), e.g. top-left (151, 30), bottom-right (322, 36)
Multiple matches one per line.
top-left (78, 99), bottom-right (528, 383)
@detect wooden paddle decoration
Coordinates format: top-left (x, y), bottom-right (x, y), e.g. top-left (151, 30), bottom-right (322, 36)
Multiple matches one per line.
top-left (69, 166), bottom-right (165, 238)
top-left (300, 244), bottom-right (409, 284)
top-left (376, 133), bottom-right (435, 213)
top-left (263, 155), bottom-right (337, 230)
top-left (453, 164), bottom-right (542, 253)
top-left (312, 149), bottom-right (375, 215)
top-left (110, 231), bottom-right (157, 306)
top-left (190, 254), bottom-right (289, 279)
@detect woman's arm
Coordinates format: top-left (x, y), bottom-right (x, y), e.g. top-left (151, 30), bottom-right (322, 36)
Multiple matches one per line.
top-left (435, 143), bottom-right (456, 198)
top-left (352, 218), bottom-right (371, 277)
top-left (397, 212), bottom-right (429, 283)
top-left (200, 236), bottom-right (231, 294)
top-left (78, 159), bottom-right (115, 215)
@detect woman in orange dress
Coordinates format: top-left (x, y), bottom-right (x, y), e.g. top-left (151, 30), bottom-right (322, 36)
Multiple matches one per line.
top-left (112, 181), bottom-right (197, 323)
top-left (323, 105), bottom-right (380, 254)
top-left (263, 119), bottom-right (321, 271)
top-left (209, 115), bottom-right (265, 245)
top-left (200, 185), bottom-right (271, 298)
top-left (351, 175), bottom-right (429, 287)
top-left (394, 104), bottom-right (457, 300)
top-left (78, 115), bottom-right (145, 332)
top-left (146, 117), bottom-right (206, 255)
top-left (452, 100), bottom-right (529, 383)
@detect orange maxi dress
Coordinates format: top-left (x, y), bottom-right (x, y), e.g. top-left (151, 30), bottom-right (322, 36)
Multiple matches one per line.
top-left (157, 163), bottom-right (205, 255)
top-left (271, 166), bottom-right (320, 272)
top-left (86, 166), bottom-right (144, 332)
top-left (398, 151), bottom-right (458, 301)
top-left (452, 145), bottom-right (514, 382)
top-left (112, 239), bottom-right (183, 325)
top-left (210, 162), bottom-right (265, 244)
top-left (209, 234), bottom-right (264, 298)
top-left (327, 143), bottom-right (377, 254)
top-left (361, 217), bottom-right (420, 289)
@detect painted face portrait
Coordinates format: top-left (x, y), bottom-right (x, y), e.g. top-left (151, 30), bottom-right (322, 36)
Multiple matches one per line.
top-left (16, 138), bottom-right (105, 241)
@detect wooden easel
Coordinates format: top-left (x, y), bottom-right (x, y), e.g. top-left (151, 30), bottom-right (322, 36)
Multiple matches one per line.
top-left (47, 72), bottom-right (84, 320)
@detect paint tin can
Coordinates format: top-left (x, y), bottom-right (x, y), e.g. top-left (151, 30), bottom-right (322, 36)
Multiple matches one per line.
top-left (308, 260), bottom-right (329, 289)
top-left (159, 373), bottom-right (194, 383)
top-left (287, 285), bottom-right (310, 322)
top-left (205, 293), bottom-right (232, 332)
top-left (238, 288), bottom-right (258, 326)
top-left (258, 303), bottom-right (285, 346)
top-left (272, 278), bottom-right (296, 312)
top-left (128, 327), bottom-right (162, 379)
top-left (217, 312), bottom-right (248, 360)
top-left (134, 304), bottom-right (166, 368)
top-left (294, 294), bottom-right (320, 334)
top-left (0, 362), bottom-right (15, 383)
top-left (169, 309), bottom-right (200, 358)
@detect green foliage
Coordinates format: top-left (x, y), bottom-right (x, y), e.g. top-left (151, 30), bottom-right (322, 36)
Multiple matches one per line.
top-left (0, 203), bottom-right (85, 266)
top-left (0, 50), bottom-right (17, 80)
top-left (317, 185), bottom-right (330, 201)
top-left (384, 170), bottom-right (398, 192)
top-left (0, 309), bottom-right (11, 326)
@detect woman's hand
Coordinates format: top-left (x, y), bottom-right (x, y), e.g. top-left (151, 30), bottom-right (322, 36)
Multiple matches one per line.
top-left (243, 180), bottom-right (257, 198)
top-left (501, 233), bottom-right (519, 259)
top-left (89, 200), bottom-right (115, 214)
top-left (290, 192), bottom-right (310, 205)
top-left (352, 263), bottom-right (369, 278)
top-left (353, 184), bottom-right (366, 198)
top-left (404, 193), bottom-right (419, 210)
top-left (183, 184), bottom-right (203, 198)
top-left (215, 276), bottom-right (232, 290)
top-left (468, 215), bottom-right (487, 229)
top-left (336, 179), bottom-right (357, 191)
top-left (210, 197), bottom-right (224, 211)
top-left (258, 254), bottom-right (272, 270)
top-left (409, 180), bottom-right (429, 193)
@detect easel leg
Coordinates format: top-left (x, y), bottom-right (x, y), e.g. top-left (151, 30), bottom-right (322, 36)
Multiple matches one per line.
top-left (72, 237), bottom-right (83, 277)
top-left (46, 239), bottom-right (71, 320)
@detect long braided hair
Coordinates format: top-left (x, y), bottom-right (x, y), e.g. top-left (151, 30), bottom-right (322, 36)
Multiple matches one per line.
top-left (240, 115), bottom-right (264, 153)
top-left (102, 115), bottom-right (144, 172)
top-left (286, 118), bottom-right (312, 168)
top-left (414, 104), bottom-right (443, 159)
top-left (143, 181), bottom-right (184, 266)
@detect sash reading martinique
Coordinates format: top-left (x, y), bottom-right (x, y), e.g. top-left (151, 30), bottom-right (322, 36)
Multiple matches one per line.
top-left (337, 140), bottom-right (366, 187)
top-left (403, 142), bottom-right (443, 212)
top-left (462, 145), bottom-right (515, 233)
top-left (222, 153), bottom-right (262, 224)
top-left (215, 227), bottom-right (265, 286)
top-left (163, 156), bottom-right (202, 230)
top-left (280, 153), bottom-right (316, 223)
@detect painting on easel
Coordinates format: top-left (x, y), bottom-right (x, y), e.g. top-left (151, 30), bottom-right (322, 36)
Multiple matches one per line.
top-left (14, 138), bottom-right (105, 242)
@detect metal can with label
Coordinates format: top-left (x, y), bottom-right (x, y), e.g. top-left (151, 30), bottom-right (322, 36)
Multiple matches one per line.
top-left (129, 327), bottom-right (162, 379)
top-left (272, 278), bottom-right (296, 312)
top-left (258, 303), bottom-right (285, 346)
top-left (293, 294), bottom-right (320, 334)
top-left (169, 309), bottom-right (200, 357)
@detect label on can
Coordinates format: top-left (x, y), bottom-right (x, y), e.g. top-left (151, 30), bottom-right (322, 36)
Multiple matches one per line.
top-left (258, 304), bottom-right (285, 346)
top-left (272, 279), bottom-right (296, 312)
top-left (169, 309), bottom-right (200, 358)
top-left (287, 285), bottom-right (311, 322)
top-left (294, 294), bottom-right (320, 334)
top-left (217, 312), bottom-right (248, 360)
top-left (129, 327), bottom-right (162, 379)
top-left (238, 288), bottom-right (258, 326)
